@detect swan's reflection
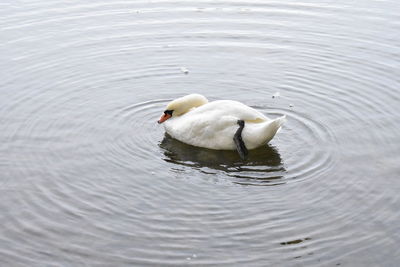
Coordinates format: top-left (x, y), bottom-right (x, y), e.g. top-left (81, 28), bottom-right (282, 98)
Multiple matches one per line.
top-left (159, 134), bottom-right (286, 185)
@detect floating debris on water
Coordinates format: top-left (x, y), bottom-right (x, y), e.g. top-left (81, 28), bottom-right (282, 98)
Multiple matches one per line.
top-left (272, 92), bottom-right (280, 98)
top-left (180, 67), bottom-right (189, 74)
top-left (289, 103), bottom-right (294, 107)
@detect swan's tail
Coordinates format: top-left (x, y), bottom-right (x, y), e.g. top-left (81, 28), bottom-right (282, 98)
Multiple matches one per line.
top-left (274, 115), bottom-right (286, 134)
top-left (261, 115), bottom-right (286, 145)
top-left (243, 115), bottom-right (286, 149)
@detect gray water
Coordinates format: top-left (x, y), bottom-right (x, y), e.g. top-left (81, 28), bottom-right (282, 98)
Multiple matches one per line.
top-left (1, 0), bottom-right (400, 266)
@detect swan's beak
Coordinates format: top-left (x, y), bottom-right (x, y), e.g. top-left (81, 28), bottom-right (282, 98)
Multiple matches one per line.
top-left (158, 113), bottom-right (171, 124)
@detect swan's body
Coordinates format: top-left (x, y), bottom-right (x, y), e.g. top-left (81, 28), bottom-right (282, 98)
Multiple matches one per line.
top-left (158, 94), bottom-right (285, 156)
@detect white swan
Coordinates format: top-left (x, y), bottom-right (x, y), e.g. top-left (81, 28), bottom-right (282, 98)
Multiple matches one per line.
top-left (157, 94), bottom-right (286, 158)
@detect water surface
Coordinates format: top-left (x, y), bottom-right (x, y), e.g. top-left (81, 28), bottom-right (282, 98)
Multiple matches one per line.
top-left (1, 0), bottom-right (400, 266)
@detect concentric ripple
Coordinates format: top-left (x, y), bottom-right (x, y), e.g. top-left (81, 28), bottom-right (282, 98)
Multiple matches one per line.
top-left (101, 96), bottom-right (336, 186)
top-left (105, 99), bottom-right (169, 173)
top-left (139, 99), bottom-right (337, 186)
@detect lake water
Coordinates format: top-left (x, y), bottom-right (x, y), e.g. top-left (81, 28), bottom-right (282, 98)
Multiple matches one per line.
top-left (1, 0), bottom-right (399, 266)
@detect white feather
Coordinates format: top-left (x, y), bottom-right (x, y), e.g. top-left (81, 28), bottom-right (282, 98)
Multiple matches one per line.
top-left (161, 94), bottom-right (286, 150)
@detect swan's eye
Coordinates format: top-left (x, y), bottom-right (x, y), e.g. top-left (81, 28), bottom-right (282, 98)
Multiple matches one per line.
top-left (164, 110), bottom-right (173, 116)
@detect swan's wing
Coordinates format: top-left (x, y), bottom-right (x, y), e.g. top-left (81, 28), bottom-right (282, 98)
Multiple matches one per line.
top-left (188, 100), bottom-right (268, 122)
top-left (165, 111), bottom-right (239, 150)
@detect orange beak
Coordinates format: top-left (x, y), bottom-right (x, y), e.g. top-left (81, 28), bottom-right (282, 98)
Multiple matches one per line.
top-left (158, 113), bottom-right (171, 124)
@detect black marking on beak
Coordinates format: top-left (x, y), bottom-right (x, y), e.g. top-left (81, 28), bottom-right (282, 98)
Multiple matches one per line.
top-left (164, 110), bottom-right (173, 116)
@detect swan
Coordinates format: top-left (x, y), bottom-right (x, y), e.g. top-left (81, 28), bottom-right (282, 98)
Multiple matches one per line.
top-left (157, 94), bottom-right (286, 159)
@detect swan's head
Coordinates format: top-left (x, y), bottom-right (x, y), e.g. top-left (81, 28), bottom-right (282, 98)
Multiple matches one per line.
top-left (158, 94), bottom-right (208, 123)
